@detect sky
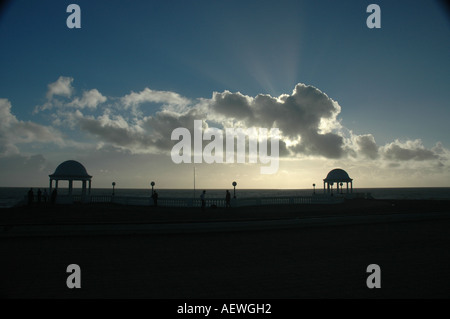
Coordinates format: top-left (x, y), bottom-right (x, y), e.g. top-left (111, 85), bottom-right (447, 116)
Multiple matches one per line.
top-left (0, 0), bottom-right (449, 189)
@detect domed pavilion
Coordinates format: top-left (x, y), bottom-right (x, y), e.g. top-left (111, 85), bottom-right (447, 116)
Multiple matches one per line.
top-left (49, 160), bottom-right (92, 197)
top-left (323, 168), bottom-right (353, 194)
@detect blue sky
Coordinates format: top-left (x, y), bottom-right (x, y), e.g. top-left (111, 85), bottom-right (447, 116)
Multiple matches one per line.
top-left (0, 0), bottom-right (449, 188)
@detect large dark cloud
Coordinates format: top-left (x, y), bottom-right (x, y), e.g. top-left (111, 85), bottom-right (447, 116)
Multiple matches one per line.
top-left (210, 91), bottom-right (254, 120)
top-left (209, 83), bottom-right (344, 158)
top-left (272, 84), bottom-right (340, 136)
top-left (143, 109), bottom-right (206, 150)
top-left (291, 131), bottom-right (344, 159)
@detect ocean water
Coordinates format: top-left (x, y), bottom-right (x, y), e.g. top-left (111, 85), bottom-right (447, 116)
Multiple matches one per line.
top-left (1, 187), bottom-right (449, 208)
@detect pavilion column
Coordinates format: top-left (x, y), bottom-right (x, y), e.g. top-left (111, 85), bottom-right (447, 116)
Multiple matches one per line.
top-left (351, 181), bottom-right (353, 193)
top-left (69, 180), bottom-right (73, 195)
top-left (82, 180), bottom-right (86, 196)
top-left (49, 179), bottom-right (53, 192)
top-left (346, 182), bottom-right (349, 193)
top-left (55, 180), bottom-right (59, 190)
top-left (89, 180), bottom-right (91, 195)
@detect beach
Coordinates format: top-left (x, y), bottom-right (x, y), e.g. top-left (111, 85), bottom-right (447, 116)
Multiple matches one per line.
top-left (1, 199), bottom-right (450, 299)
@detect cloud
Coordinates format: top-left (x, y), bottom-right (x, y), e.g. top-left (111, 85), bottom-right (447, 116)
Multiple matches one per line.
top-left (68, 89), bottom-right (107, 109)
top-left (210, 90), bottom-right (254, 120)
top-left (65, 83), bottom-right (345, 158)
top-left (270, 84), bottom-right (341, 137)
top-left (207, 83), bottom-right (344, 158)
top-left (0, 98), bottom-right (18, 128)
top-left (31, 78), bottom-right (449, 167)
top-left (291, 131), bottom-right (344, 159)
top-left (382, 139), bottom-right (440, 161)
top-left (74, 107), bottom-right (204, 153)
top-left (36, 76), bottom-right (106, 112)
top-left (121, 88), bottom-right (191, 112)
top-left (3, 77), bottom-right (450, 187)
top-left (0, 99), bottom-right (66, 156)
top-left (46, 76), bottom-right (74, 99)
top-left (355, 134), bottom-right (379, 159)
top-left (79, 117), bottom-right (144, 149)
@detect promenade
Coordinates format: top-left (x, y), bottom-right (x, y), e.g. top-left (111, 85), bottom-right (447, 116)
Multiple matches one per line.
top-left (1, 199), bottom-right (449, 298)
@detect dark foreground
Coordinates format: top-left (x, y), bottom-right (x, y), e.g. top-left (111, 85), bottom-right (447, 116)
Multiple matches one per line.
top-left (1, 199), bottom-right (450, 298)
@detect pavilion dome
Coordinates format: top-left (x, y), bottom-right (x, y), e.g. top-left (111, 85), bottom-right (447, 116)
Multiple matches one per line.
top-left (323, 168), bottom-right (352, 182)
top-left (50, 160), bottom-right (91, 178)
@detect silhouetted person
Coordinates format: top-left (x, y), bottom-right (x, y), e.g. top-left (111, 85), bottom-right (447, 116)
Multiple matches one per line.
top-left (51, 189), bottom-right (57, 205)
top-left (226, 190), bottom-right (231, 208)
top-left (152, 191), bottom-right (158, 207)
top-left (27, 188), bottom-right (34, 206)
top-left (37, 189), bottom-right (42, 204)
top-left (200, 190), bottom-right (206, 211)
top-left (43, 189), bottom-right (48, 203)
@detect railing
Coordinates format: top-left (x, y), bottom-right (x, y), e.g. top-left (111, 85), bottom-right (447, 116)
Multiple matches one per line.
top-left (54, 194), bottom-right (344, 207)
top-left (21, 190), bottom-right (379, 208)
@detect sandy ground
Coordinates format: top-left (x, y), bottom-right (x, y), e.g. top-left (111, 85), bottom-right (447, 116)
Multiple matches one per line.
top-left (1, 199), bottom-right (450, 299)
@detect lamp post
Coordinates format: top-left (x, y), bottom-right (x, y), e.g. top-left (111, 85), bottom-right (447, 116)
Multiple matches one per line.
top-left (151, 181), bottom-right (155, 195)
top-left (112, 182), bottom-right (116, 196)
top-left (340, 182), bottom-right (343, 194)
top-left (313, 183), bottom-right (316, 194)
top-left (232, 181), bottom-right (237, 199)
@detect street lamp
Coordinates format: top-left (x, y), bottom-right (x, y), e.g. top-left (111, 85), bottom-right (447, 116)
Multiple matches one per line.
top-left (151, 181), bottom-right (155, 195)
top-left (232, 181), bottom-right (237, 199)
top-left (340, 182), bottom-right (343, 194)
top-left (112, 182), bottom-right (116, 196)
top-left (313, 183), bottom-right (316, 194)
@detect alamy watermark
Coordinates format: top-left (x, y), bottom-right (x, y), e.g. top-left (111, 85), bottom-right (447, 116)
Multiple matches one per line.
top-left (171, 120), bottom-right (280, 174)
top-left (66, 4), bottom-right (81, 29)
top-left (66, 4), bottom-right (380, 30)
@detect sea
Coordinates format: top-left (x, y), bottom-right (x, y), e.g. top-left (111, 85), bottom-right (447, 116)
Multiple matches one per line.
top-left (1, 187), bottom-right (450, 208)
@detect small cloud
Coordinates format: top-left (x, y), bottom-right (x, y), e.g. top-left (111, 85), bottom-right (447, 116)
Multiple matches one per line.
top-left (121, 88), bottom-right (191, 111)
top-left (46, 76), bottom-right (74, 100)
top-left (382, 139), bottom-right (439, 161)
top-left (36, 76), bottom-right (106, 112)
top-left (68, 89), bottom-right (107, 109)
top-left (355, 134), bottom-right (379, 159)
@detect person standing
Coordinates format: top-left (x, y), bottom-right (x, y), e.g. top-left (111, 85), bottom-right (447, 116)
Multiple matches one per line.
top-left (200, 190), bottom-right (206, 211)
top-left (226, 190), bottom-right (231, 208)
top-left (152, 191), bottom-right (158, 207)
